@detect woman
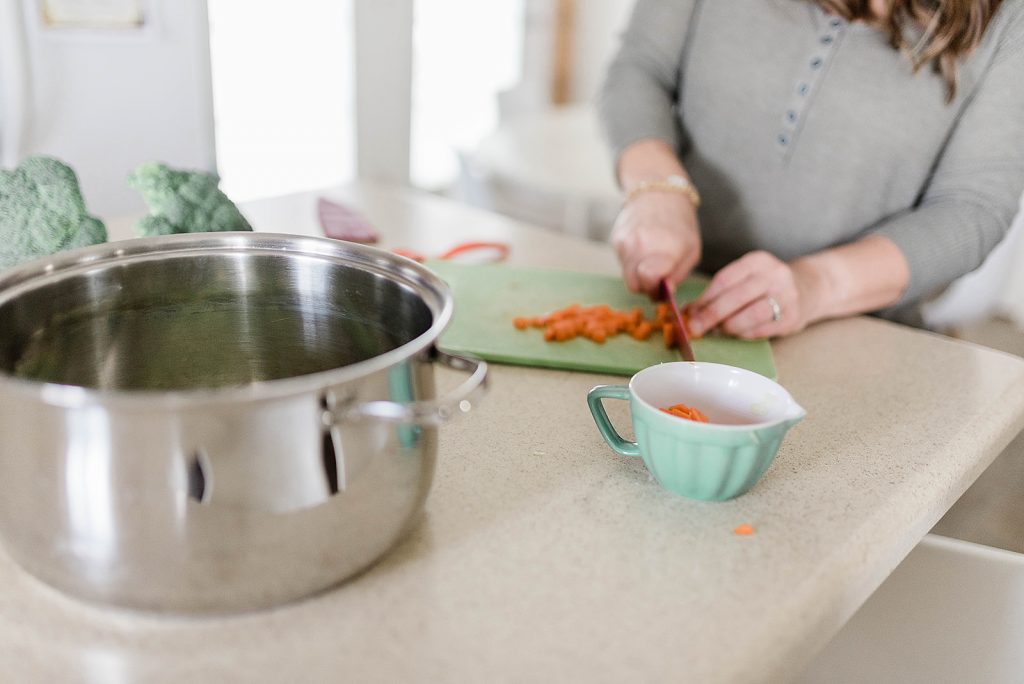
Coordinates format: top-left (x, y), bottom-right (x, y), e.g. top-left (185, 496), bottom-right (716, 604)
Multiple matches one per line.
top-left (599, 0), bottom-right (1024, 338)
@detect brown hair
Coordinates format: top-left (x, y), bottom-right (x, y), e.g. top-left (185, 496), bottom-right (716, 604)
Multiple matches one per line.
top-left (812, 0), bottom-right (1004, 101)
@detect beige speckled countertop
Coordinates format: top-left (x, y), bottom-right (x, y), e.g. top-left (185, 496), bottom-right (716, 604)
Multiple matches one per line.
top-left (7, 184), bottom-right (1024, 683)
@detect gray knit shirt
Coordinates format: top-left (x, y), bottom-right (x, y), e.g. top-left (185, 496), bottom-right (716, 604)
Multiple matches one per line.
top-left (599, 0), bottom-right (1024, 318)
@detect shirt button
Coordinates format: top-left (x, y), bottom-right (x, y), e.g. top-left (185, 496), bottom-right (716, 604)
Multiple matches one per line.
top-left (830, 18), bottom-right (842, 28)
top-left (821, 34), bottom-right (834, 44)
top-left (786, 110), bottom-right (797, 122)
top-left (798, 83), bottom-right (809, 95)
top-left (778, 133), bottom-right (790, 145)
top-left (810, 57), bottom-right (823, 69)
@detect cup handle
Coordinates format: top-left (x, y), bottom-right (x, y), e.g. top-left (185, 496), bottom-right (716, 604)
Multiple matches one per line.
top-left (587, 385), bottom-right (640, 458)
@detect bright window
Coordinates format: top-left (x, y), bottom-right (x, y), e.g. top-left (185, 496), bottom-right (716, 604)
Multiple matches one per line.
top-left (207, 0), bottom-right (355, 201)
top-left (411, 0), bottom-right (524, 191)
top-left (207, 0), bottom-right (523, 197)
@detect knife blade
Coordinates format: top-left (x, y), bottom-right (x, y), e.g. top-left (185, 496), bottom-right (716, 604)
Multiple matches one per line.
top-left (661, 278), bottom-right (696, 362)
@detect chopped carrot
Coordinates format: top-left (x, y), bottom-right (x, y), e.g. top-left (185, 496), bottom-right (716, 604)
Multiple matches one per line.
top-left (513, 301), bottom-right (704, 346)
top-left (551, 320), bottom-right (576, 341)
top-left (561, 305), bottom-right (582, 319)
top-left (662, 323), bottom-right (676, 348)
top-left (654, 303), bottom-right (670, 326)
top-left (660, 403), bottom-right (710, 423)
top-left (630, 321), bottom-right (653, 341)
top-left (733, 524), bottom-right (756, 536)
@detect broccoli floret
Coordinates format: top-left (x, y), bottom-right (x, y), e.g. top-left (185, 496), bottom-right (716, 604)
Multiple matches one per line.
top-left (128, 162), bottom-right (252, 236)
top-left (0, 156), bottom-right (107, 269)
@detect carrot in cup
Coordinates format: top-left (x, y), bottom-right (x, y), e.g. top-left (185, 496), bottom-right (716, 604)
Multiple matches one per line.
top-left (660, 403), bottom-right (710, 423)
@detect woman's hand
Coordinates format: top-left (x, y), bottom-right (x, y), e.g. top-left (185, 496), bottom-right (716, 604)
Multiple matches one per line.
top-left (611, 191), bottom-right (702, 297)
top-left (687, 251), bottom-right (825, 339)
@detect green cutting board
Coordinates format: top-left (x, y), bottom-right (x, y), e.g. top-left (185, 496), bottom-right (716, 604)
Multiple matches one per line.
top-left (428, 262), bottom-right (776, 379)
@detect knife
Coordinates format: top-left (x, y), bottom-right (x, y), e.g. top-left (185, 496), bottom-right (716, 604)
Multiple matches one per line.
top-left (318, 197), bottom-right (380, 243)
top-left (661, 278), bottom-right (697, 362)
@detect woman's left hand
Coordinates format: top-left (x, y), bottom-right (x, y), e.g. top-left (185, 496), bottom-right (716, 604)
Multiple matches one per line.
top-left (686, 251), bottom-right (824, 339)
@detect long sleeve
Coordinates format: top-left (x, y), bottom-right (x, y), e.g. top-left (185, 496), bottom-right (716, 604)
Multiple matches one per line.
top-left (597, 0), bottom-right (698, 171)
top-left (869, 7), bottom-right (1024, 305)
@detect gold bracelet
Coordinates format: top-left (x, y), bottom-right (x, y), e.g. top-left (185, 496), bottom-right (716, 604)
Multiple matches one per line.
top-left (625, 174), bottom-right (701, 209)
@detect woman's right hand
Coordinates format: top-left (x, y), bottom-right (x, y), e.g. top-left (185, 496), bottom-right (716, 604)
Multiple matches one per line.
top-left (611, 190), bottom-right (702, 297)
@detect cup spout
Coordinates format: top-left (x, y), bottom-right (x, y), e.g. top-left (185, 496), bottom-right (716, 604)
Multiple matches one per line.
top-left (784, 403), bottom-right (807, 428)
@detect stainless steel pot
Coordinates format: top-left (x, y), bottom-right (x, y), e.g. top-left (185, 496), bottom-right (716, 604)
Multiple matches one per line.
top-left (0, 232), bottom-right (487, 613)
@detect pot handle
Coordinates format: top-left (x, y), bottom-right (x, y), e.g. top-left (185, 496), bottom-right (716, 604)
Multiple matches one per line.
top-left (336, 350), bottom-right (488, 427)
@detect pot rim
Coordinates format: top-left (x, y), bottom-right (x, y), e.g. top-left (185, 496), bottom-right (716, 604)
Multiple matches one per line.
top-left (0, 232), bottom-right (454, 409)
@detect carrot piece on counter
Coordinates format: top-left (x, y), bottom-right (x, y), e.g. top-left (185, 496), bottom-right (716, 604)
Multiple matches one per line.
top-left (513, 317), bottom-right (530, 330)
top-left (733, 524), bottom-right (756, 536)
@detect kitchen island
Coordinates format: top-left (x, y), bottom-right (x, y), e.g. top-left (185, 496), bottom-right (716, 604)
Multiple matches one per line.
top-left (5, 183), bottom-right (1024, 683)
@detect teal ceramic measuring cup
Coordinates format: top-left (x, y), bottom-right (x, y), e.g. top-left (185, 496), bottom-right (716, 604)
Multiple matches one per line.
top-left (587, 362), bottom-right (806, 501)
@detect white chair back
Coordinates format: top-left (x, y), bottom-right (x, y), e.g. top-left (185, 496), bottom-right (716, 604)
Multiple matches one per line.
top-left (922, 192), bottom-right (1024, 330)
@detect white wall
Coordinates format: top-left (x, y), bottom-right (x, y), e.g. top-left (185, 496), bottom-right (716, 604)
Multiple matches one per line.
top-left (568, 0), bottom-right (633, 103)
top-left (501, 0), bottom-right (632, 115)
top-left (9, 0), bottom-right (215, 218)
top-left (354, 0), bottom-right (412, 185)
